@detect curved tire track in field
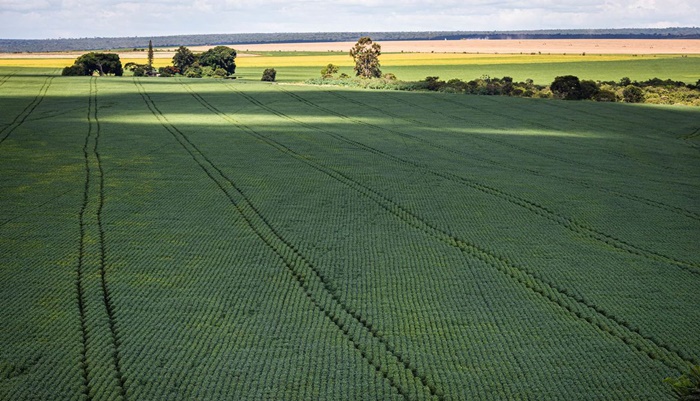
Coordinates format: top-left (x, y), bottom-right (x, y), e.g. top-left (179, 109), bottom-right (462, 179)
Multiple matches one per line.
top-left (137, 79), bottom-right (440, 401)
top-left (0, 72), bottom-right (15, 87)
top-left (220, 83), bottom-right (698, 371)
top-left (0, 76), bottom-right (54, 145)
top-left (374, 91), bottom-right (700, 222)
top-left (475, 95), bottom-right (700, 177)
top-left (77, 77), bottom-right (127, 401)
top-left (281, 87), bottom-right (700, 274)
top-left (76, 77), bottom-right (95, 401)
top-left (425, 93), bottom-right (700, 191)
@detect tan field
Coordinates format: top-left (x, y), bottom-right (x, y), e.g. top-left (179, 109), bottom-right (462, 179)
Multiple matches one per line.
top-left (231, 39), bottom-right (700, 54)
top-left (2, 39), bottom-right (699, 61)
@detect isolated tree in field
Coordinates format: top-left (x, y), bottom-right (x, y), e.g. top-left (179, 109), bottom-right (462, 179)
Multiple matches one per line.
top-left (261, 68), bottom-right (277, 82)
top-left (172, 46), bottom-right (196, 72)
top-left (62, 52), bottom-right (123, 76)
top-left (199, 46), bottom-right (237, 75)
top-left (321, 63), bottom-right (338, 78)
top-left (147, 40), bottom-right (154, 71)
top-left (350, 37), bottom-right (381, 78)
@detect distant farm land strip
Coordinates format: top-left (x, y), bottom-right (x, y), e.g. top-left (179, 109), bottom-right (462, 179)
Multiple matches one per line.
top-left (232, 39), bottom-right (700, 55)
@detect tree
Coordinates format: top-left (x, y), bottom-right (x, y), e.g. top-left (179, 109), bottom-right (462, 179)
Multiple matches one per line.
top-left (147, 40), bottom-right (154, 71)
top-left (321, 63), bottom-right (338, 78)
top-left (62, 52), bottom-right (123, 76)
top-left (261, 68), bottom-right (277, 82)
top-left (199, 46), bottom-right (237, 75)
top-left (622, 85), bottom-right (645, 103)
top-left (172, 46), bottom-right (196, 72)
top-left (580, 80), bottom-right (600, 100)
top-left (350, 37), bottom-right (381, 78)
top-left (550, 75), bottom-right (583, 100)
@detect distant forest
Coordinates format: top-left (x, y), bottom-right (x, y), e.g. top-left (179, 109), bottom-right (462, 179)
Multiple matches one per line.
top-left (1, 28), bottom-right (699, 53)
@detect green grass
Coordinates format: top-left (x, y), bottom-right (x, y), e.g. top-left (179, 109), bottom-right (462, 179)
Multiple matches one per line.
top-left (233, 53), bottom-right (700, 84)
top-left (1, 69), bottom-right (699, 400)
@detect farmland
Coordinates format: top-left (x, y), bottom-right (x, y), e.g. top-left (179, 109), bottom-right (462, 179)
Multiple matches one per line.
top-left (1, 64), bottom-right (699, 400)
top-left (3, 41), bottom-right (700, 84)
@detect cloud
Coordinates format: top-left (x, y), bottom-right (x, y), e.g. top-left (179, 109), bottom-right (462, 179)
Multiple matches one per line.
top-left (0, 0), bottom-right (697, 39)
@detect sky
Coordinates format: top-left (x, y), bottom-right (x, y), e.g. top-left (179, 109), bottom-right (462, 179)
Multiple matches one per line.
top-left (0, 0), bottom-right (698, 39)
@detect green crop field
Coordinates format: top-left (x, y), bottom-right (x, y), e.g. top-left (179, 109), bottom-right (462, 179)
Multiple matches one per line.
top-left (1, 67), bottom-right (699, 400)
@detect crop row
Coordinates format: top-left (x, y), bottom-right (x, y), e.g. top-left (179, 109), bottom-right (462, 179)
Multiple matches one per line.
top-left (0, 76), bottom-right (53, 145)
top-left (139, 81), bottom-right (685, 397)
top-left (133, 78), bottom-right (442, 400)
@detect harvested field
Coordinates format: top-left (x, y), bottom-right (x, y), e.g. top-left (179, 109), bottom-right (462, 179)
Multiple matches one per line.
top-left (231, 39), bottom-right (700, 54)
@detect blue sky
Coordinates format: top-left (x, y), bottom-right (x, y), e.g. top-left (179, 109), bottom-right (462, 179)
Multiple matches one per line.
top-left (1, 0), bottom-right (697, 39)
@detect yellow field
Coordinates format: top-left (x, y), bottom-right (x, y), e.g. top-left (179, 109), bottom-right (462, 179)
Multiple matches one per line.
top-left (0, 58), bottom-right (171, 68)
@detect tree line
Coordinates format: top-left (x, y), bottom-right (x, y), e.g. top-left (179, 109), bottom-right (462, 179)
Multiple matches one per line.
top-left (61, 45), bottom-right (238, 78)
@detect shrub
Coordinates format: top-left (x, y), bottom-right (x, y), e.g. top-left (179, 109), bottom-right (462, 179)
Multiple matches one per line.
top-left (158, 66), bottom-right (179, 77)
top-left (580, 80), bottom-right (600, 100)
top-left (321, 64), bottom-right (338, 78)
top-left (594, 89), bottom-right (617, 102)
top-left (61, 64), bottom-right (84, 76)
top-left (622, 85), bottom-right (645, 103)
top-left (184, 65), bottom-right (202, 78)
top-left (261, 68), bottom-right (277, 82)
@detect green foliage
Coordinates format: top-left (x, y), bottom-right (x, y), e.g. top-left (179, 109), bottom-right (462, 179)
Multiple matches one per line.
top-left (665, 366), bottom-right (700, 400)
top-left (198, 45), bottom-right (237, 75)
top-left (350, 37), bottom-right (382, 78)
top-left (147, 40), bottom-right (154, 69)
top-left (321, 63), bottom-right (339, 78)
top-left (580, 80), bottom-right (600, 99)
top-left (1, 73), bottom-right (699, 400)
top-left (61, 64), bottom-right (83, 76)
top-left (261, 68), bottom-right (277, 82)
top-left (172, 46), bottom-right (196, 72)
top-left (551, 75), bottom-right (584, 100)
top-left (184, 64), bottom-right (202, 78)
top-left (623, 85), bottom-right (645, 103)
top-left (62, 52), bottom-right (123, 76)
top-left (158, 66), bottom-right (179, 77)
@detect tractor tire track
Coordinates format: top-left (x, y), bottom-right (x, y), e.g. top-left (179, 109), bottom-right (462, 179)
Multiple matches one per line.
top-left (227, 83), bottom-right (698, 371)
top-left (477, 95), bottom-right (700, 176)
top-left (78, 77), bottom-right (127, 401)
top-left (429, 93), bottom-right (700, 190)
top-left (0, 72), bottom-right (15, 87)
top-left (376, 91), bottom-right (700, 222)
top-left (278, 87), bottom-right (700, 274)
top-left (92, 78), bottom-right (128, 401)
top-left (218, 83), bottom-right (697, 372)
top-left (76, 77), bottom-right (95, 401)
top-left (0, 76), bottom-right (54, 145)
top-left (138, 79), bottom-right (441, 401)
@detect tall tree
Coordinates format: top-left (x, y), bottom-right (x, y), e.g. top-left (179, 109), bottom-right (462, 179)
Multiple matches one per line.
top-left (147, 40), bottom-right (154, 70)
top-left (172, 46), bottom-right (195, 73)
top-left (350, 37), bottom-right (381, 78)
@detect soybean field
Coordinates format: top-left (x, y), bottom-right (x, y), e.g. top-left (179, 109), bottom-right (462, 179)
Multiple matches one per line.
top-left (1, 71), bottom-right (699, 400)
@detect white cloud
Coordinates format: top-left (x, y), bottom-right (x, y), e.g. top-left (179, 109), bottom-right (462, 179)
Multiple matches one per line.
top-left (0, 0), bottom-right (697, 39)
